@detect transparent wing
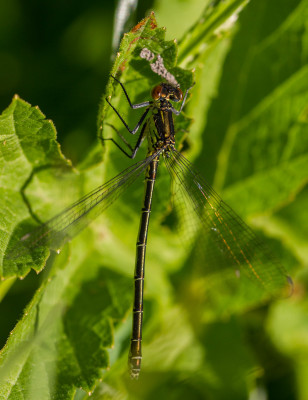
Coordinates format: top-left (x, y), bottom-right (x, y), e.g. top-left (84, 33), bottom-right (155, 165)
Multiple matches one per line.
top-left (5, 151), bottom-right (162, 271)
top-left (164, 149), bottom-right (292, 307)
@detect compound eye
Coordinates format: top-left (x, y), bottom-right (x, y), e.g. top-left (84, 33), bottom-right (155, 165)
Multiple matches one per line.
top-left (151, 85), bottom-right (163, 100)
top-left (161, 86), bottom-right (168, 97)
top-left (174, 88), bottom-right (183, 101)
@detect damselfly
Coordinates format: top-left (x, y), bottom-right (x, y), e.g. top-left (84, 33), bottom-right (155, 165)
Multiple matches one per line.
top-left (4, 73), bottom-right (292, 379)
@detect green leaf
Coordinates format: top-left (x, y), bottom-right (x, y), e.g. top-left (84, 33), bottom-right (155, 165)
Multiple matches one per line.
top-left (0, 242), bottom-right (132, 399)
top-left (0, 97), bottom-right (74, 278)
top-left (192, 0), bottom-right (308, 266)
top-left (177, 0), bottom-right (248, 65)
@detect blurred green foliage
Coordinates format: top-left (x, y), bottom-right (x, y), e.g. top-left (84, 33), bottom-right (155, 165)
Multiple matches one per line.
top-left (0, 1), bottom-right (308, 399)
top-left (0, 0), bottom-right (114, 163)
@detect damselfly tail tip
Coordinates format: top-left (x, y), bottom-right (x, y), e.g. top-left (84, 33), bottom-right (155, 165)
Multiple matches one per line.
top-left (130, 369), bottom-right (140, 380)
top-left (128, 355), bottom-right (141, 379)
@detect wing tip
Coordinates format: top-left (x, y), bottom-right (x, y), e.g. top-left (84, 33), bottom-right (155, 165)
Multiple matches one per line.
top-left (285, 275), bottom-right (294, 298)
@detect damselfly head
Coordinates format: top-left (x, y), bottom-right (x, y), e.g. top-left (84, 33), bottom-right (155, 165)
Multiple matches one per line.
top-left (151, 83), bottom-right (183, 102)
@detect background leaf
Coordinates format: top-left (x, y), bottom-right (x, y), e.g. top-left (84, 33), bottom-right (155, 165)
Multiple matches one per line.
top-left (0, 97), bottom-right (74, 278)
